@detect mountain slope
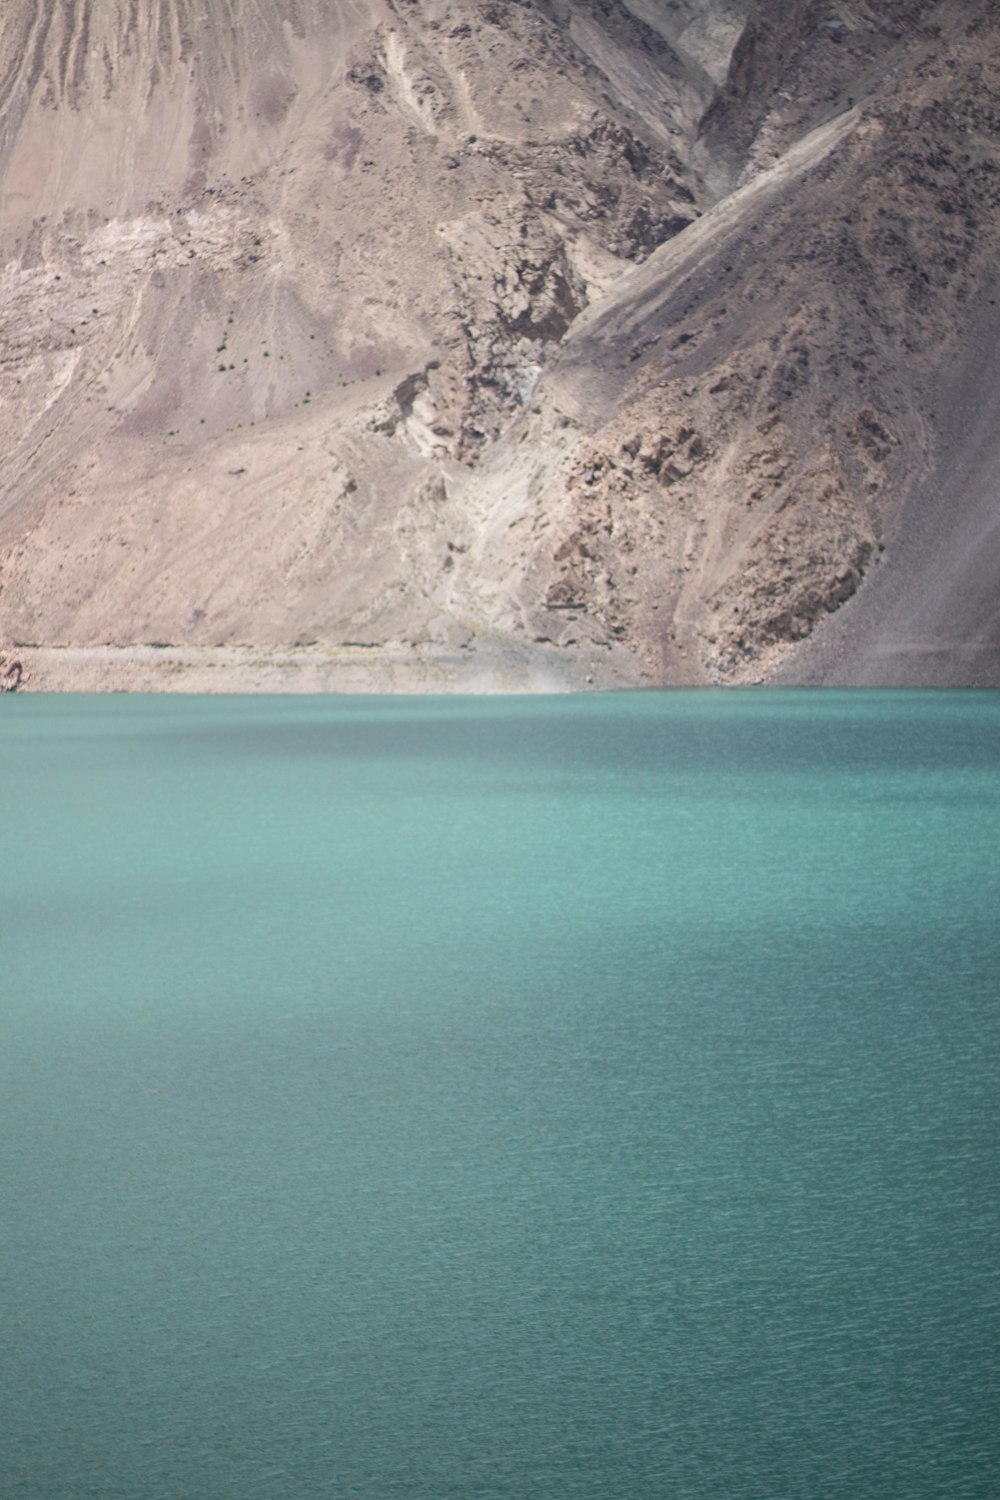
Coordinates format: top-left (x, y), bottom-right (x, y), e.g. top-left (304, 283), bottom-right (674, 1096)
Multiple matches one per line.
top-left (0, 0), bottom-right (997, 689)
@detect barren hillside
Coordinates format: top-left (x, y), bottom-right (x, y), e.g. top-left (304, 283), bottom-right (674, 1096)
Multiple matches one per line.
top-left (0, 0), bottom-right (997, 690)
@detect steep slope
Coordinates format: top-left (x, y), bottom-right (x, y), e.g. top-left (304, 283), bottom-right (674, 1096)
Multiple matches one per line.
top-left (0, 0), bottom-right (726, 682)
top-left (459, 0), bottom-right (1000, 685)
top-left (781, 284), bottom-right (1000, 687)
top-left (0, 1), bottom-right (997, 689)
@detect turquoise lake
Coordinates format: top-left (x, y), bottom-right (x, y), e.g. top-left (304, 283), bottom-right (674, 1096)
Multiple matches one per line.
top-left (2, 690), bottom-right (999, 1498)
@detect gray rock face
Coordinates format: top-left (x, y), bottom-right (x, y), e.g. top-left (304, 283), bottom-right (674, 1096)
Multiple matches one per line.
top-left (0, 1), bottom-right (997, 688)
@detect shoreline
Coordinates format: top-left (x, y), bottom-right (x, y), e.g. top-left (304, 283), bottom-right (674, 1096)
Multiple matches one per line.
top-left (9, 640), bottom-right (650, 695)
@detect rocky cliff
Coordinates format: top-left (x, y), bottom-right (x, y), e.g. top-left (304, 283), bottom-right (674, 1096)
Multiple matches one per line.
top-left (0, 1), bottom-right (997, 689)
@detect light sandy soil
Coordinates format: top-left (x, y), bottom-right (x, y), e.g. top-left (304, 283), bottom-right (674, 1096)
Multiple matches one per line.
top-left (0, 1), bottom-right (997, 691)
top-left (14, 637), bottom-right (644, 693)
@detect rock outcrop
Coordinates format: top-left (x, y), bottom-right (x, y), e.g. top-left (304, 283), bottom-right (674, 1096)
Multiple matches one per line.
top-left (0, 653), bottom-right (23, 691)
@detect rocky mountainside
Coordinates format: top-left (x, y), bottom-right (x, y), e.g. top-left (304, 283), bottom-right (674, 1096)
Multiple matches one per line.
top-left (0, 0), bottom-right (997, 689)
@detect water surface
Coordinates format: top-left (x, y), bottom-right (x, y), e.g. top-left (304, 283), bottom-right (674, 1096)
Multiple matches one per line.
top-left (2, 691), bottom-right (998, 1498)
